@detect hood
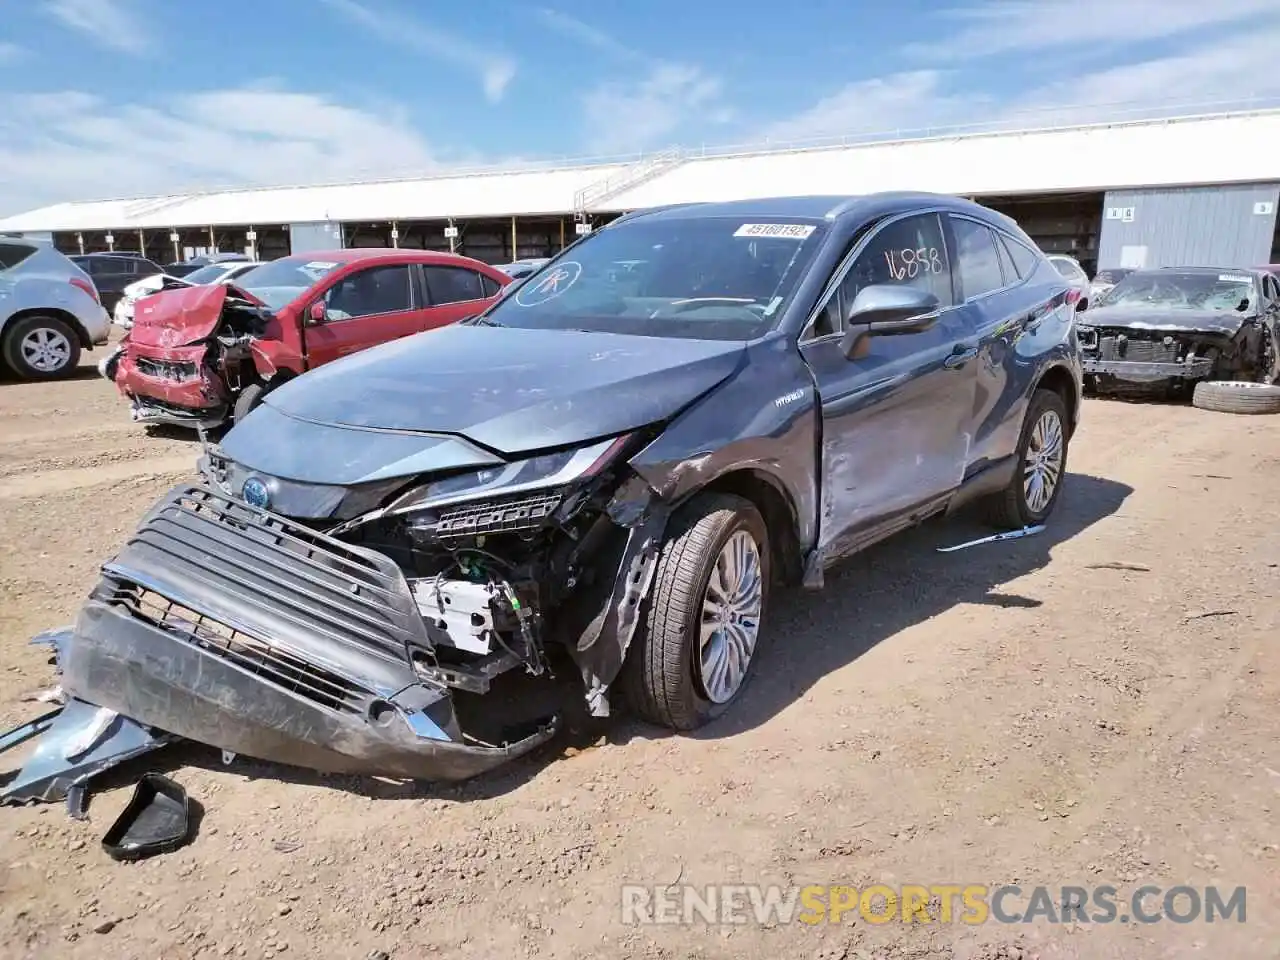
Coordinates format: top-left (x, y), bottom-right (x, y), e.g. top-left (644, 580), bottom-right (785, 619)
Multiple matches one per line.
top-left (262, 324), bottom-right (746, 458)
top-left (1080, 304), bottom-right (1250, 336)
top-left (128, 284), bottom-right (231, 348)
top-left (123, 274), bottom-right (170, 300)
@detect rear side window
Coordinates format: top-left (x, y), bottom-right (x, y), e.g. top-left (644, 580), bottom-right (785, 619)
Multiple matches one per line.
top-left (0, 242), bottom-right (36, 270)
top-left (994, 234), bottom-right (1019, 283)
top-left (424, 265), bottom-right (487, 305)
top-left (951, 217), bottom-right (1005, 299)
top-left (1005, 238), bottom-right (1040, 280)
top-left (479, 274), bottom-right (501, 297)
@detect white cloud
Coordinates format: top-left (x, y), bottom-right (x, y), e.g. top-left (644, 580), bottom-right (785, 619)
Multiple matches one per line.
top-left (534, 8), bottom-right (644, 63)
top-left (43, 0), bottom-right (150, 55)
top-left (319, 0), bottom-right (515, 103)
top-left (0, 87), bottom-right (443, 216)
top-left (537, 10), bottom-right (732, 155)
top-left (583, 63), bottom-right (729, 156)
top-left (907, 0), bottom-right (1280, 60)
top-left (767, 21), bottom-right (1280, 144)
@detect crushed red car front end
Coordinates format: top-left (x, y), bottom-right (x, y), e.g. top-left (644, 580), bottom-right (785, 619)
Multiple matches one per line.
top-left (106, 284), bottom-right (269, 428)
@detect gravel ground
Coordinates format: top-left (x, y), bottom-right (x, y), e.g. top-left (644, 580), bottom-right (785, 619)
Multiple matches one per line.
top-left (1, 351), bottom-right (1277, 960)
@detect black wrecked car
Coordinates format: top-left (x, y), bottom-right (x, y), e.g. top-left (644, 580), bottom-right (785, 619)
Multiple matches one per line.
top-left (1078, 267), bottom-right (1280, 401)
top-left (47, 193), bottom-right (1084, 781)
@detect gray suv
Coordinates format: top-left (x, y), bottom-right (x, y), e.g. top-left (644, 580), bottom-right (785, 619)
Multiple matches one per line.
top-left (1, 239), bottom-right (112, 380)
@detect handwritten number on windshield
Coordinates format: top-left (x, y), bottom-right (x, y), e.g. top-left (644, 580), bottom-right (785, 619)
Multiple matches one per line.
top-left (884, 248), bottom-right (944, 281)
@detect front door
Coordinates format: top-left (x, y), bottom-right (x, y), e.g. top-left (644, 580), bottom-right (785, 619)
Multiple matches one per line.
top-left (303, 263), bottom-right (426, 367)
top-left (799, 211), bottom-right (978, 562)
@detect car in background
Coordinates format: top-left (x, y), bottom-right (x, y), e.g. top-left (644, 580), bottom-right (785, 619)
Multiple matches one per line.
top-left (104, 248), bottom-right (511, 429)
top-left (1077, 266), bottom-right (1280, 403)
top-left (113, 260), bottom-right (260, 329)
top-left (1089, 267), bottom-right (1133, 302)
top-left (70, 253), bottom-right (164, 313)
top-left (164, 252), bottom-right (255, 279)
top-left (0, 239), bottom-right (111, 380)
top-left (1046, 254), bottom-right (1092, 310)
top-left (496, 258), bottom-right (550, 280)
top-left (62, 193), bottom-right (1083, 781)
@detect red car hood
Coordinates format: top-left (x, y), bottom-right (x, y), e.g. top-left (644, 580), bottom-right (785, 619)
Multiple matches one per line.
top-left (129, 283), bottom-right (265, 348)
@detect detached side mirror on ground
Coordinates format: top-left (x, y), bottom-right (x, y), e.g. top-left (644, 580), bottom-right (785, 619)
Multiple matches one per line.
top-left (308, 301), bottom-right (326, 324)
top-left (840, 284), bottom-right (940, 359)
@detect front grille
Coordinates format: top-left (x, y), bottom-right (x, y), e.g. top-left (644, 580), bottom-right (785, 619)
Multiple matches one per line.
top-left (1098, 335), bottom-right (1180, 364)
top-left (135, 357), bottom-right (199, 381)
top-left (433, 491), bottom-right (563, 540)
top-left (106, 581), bottom-right (366, 713)
top-left (104, 484), bottom-right (433, 667)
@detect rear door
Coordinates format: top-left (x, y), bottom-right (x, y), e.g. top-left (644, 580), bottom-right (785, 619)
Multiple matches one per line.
top-left (420, 264), bottom-right (502, 328)
top-left (302, 263), bottom-right (424, 367)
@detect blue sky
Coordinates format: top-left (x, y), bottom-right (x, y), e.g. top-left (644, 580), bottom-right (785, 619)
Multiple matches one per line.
top-left (1, 0), bottom-right (1278, 214)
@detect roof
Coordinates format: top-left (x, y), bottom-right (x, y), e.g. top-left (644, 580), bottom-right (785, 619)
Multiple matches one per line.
top-left (288, 247), bottom-right (493, 266)
top-left (2, 107), bottom-right (1279, 234)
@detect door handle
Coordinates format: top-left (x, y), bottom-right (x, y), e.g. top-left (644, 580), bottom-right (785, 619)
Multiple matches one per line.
top-left (944, 346), bottom-right (978, 369)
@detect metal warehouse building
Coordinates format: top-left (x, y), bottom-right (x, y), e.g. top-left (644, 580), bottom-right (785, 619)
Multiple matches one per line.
top-left (2, 107), bottom-right (1279, 274)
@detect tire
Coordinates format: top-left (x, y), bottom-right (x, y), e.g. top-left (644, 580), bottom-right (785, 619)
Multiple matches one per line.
top-left (2, 315), bottom-right (81, 381)
top-left (1191, 380), bottom-right (1280, 415)
top-left (983, 388), bottom-right (1070, 529)
top-left (232, 382), bottom-right (267, 424)
top-left (622, 493), bottom-right (770, 731)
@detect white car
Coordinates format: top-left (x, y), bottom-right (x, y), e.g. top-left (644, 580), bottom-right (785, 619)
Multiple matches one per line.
top-left (1046, 254), bottom-right (1093, 311)
top-left (112, 260), bottom-right (260, 329)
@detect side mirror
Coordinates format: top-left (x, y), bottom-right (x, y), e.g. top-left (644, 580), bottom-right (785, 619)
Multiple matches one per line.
top-left (839, 284), bottom-right (940, 359)
top-left (308, 301), bottom-right (327, 324)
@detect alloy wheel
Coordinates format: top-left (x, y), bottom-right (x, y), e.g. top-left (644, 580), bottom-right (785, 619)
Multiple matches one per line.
top-left (697, 529), bottom-right (764, 704)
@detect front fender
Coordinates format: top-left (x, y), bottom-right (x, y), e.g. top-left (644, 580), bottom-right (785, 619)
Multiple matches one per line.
top-left (250, 338), bottom-right (304, 380)
top-left (626, 335), bottom-right (819, 554)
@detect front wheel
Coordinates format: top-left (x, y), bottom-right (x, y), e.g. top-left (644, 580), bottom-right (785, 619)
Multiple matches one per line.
top-left (622, 493), bottom-right (770, 731)
top-left (232, 382), bottom-right (267, 424)
top-left (984, 388), bottom-right (1070, 529)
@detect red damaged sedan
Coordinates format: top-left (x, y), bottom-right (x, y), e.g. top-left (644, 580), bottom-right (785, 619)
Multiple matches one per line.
top-left (103, 248), bottom-right (511, 429)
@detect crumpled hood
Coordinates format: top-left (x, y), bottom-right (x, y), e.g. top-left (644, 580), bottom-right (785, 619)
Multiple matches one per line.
top-left (1081, 305), bottom-right (1251, 336)
top-left (260, 324), bottom-right (747, 458)
top-left (127, 283), bottom-right (266, 348)
top-left (128, 284), bottom-right (230, 348)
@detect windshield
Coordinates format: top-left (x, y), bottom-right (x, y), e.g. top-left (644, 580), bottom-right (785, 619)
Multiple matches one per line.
top-left (183, 263), bottom-right (237, 285)
top-left (1049, 257), bottom-right (1082, 278)
top-left (236, 256), bottom-right (342, 310)
top-left (479, 216), bottom-right (828, 340)
top-left (1101, 272), bottom-right (1255, 312)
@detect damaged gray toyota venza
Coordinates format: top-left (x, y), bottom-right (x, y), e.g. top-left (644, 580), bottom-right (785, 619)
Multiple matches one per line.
top-left (26, 194), bottom-right (1084, 784)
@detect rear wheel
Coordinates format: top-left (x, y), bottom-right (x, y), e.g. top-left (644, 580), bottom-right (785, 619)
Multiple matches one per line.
top-left (623, 493), bottom-right (770, 731)
top-left (2, 315), bottom-right (81, 380)
top-left (984, 388), bottom-right (1069, 529)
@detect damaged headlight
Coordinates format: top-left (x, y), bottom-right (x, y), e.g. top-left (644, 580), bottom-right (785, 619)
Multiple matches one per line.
top-left (384, 434), bottom-right (632, 515)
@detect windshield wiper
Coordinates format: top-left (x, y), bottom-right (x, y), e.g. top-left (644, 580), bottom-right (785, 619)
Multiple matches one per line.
top-left (465, 314), bottom-right (504, 327)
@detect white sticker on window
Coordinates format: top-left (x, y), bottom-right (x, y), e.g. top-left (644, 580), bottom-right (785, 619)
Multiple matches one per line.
top-left (305, 261), bottom-right (338, 270)
top-left (733, 223), bottom-right (815, 240)
top-left (1218, 273), bottom-right (1251, 283)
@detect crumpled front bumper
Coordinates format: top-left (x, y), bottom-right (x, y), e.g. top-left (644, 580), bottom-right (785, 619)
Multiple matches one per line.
top-left (115, 343), bottom-right (229, 427)
top-left (60, 602), bottom-right (557, 781)
top-left (1082, 357), bottom-right (1214, 381)
top-left (49, 483), bottom-right (558, 783)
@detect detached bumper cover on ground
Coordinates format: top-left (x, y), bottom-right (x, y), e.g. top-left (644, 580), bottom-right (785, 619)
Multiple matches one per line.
top-left (39, 485), bottom-right (559, 783)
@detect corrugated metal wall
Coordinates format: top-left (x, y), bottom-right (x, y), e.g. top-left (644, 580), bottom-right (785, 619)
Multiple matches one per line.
top-left (288, 221), bottom-right (343, 253)
top-left (1097, 183), bottom-right (1279, 269)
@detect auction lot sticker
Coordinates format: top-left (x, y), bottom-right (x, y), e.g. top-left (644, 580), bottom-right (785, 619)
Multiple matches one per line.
top-left (733, 223), bottom-right (816, 240)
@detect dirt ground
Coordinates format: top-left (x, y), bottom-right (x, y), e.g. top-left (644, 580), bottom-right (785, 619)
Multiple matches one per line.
top-left (1, 348), bottom-right (1277, 960)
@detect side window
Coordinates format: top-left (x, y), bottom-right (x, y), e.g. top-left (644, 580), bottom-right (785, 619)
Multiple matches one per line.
top-left (0, 242), bottom-right (36, 270)
top-left (994, 233), bottom-right (1019, 282)
top-left (323, 265), bottom-right (414, 320)
top-left (87, 259), bottom-right (114, 278)
top-left (813, 213), bottom-right (953, 338)
top-left (479, 273), bottom-right (501, 297)
top-left (424, 265), bottom-right (486, 305)
top-left (1264, 275), bottom-right (1280, 303)
top-left (951, 218), bottom-right (1005, 300)
top-left (1005, 239), bottom-right (1039, 280)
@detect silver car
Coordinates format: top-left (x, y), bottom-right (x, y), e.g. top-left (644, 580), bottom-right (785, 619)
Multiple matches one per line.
top-left (1046, 254), bottom-right (1093, 311)
top-left (1, 238), bottom-right (111, 379)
